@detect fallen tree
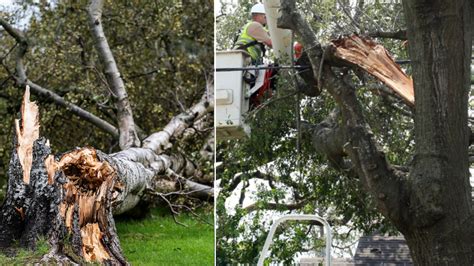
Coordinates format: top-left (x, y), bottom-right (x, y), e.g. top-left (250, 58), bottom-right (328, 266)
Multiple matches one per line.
top-left (0, 85), bottom-right (214, 264)
top-left (0, 2), bottom-right (213, 263)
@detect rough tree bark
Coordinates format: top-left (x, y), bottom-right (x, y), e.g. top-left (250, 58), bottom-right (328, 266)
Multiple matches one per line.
top-left (0, 84), bottom-right (214, 264)
top-left (279, 0), bottom-right (473, 264)
top-left (401, 1), bottom-right (473, 264)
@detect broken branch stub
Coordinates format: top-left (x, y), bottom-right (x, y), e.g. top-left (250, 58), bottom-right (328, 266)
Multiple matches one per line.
top-left (331, 35), bottom-right (415, 106)
top-left (15, 86), bottom-right (40, 184)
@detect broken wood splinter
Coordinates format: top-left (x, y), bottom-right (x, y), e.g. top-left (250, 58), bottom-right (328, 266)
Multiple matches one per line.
top-left (331, 34), bottom-right (415, 106)
top-left (15, 86), bottom-right (40, 184)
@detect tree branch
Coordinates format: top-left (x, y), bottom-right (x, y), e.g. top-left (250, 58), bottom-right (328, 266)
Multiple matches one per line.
top-left (165, 168), bottom-right (213, 200)
top-left (27, 81), bottom-right (119, 137)
top-left (110, 83), bottom-right (214, 213)
top-left (0, 18), bottom-right (25, 43)
top-left (368, 30), bottom-right (407, 40)
top-left (280, 0), bottom-right (408, 227)
top-left (88, 0), bottom-right (140, 150)
top-left (244, 200), bottom-right (309, 213)
top-left (0, 18), bottom-right (119, 138)
top-left (142, 79), bottom-right (214, 154)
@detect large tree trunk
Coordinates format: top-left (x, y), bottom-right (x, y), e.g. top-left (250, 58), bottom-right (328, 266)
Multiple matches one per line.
top-left (0, 86), bottom-right (214, 264)
top-left (400, 0), bottom-right (473, 264)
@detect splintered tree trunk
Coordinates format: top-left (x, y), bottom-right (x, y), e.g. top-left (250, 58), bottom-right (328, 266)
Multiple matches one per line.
top-left (0, 86), bottom-right (214, 264)
top-left (0, 87), bottom-right (126, 264)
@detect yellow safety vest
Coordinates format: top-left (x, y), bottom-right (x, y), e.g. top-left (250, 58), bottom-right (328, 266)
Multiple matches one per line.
top-left (234, 22), bottom-right (266, 62)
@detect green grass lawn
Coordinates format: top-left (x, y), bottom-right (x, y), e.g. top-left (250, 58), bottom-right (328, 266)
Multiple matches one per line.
top-left (116, 207), bottom-right (214, 265)
top-left (0, 207), bottom-right (214, 265)
top-left (0, 238), bottom-right (50, 265)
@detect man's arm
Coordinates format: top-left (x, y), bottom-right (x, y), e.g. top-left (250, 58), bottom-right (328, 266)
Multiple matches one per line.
top-left (247, 22), bottom-right (272, 47)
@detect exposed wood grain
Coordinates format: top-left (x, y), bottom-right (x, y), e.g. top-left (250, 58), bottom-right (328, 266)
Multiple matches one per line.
top-left (81, 223), bottom-right (110, 262)
top-left (45, 155), bottom-right (56, 184)
top-left (331, 35), bottom-right (415, 106)
top-left (58, 148), bottom-right (119, 261)
top-left (15, 86), bottom-right (40, 184)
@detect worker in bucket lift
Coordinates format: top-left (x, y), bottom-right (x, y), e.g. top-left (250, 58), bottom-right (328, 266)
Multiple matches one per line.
top-left (248, 42), bottom-right (303, 108)
top-left (233, 3), bottom-right (272, 65)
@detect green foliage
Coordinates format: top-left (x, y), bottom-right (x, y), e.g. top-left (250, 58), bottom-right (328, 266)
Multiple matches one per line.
top-left (116, 207), bottom-right (214, 265)
top-left (216, 0), bottom-right (254, 50)
top-left (217, 0), bottom-right (412, 264)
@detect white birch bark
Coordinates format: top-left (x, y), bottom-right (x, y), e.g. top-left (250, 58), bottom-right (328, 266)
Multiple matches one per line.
top-left (88, 0), bottom-right (140, 150)
top-left (110, 84), bottom-right (214, 214)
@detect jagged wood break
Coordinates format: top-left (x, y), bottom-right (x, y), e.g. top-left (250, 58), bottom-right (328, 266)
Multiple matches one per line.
top-left (0, 86), bottom-right (126, 264)
top-left (15, 87), bottom-right (39, 184)
top-left (57, 148), bottom-right (123, 263)
top-left (0, 83), bottom-right (213, 264)
top-left (331, 34), bottom-right (415, 106)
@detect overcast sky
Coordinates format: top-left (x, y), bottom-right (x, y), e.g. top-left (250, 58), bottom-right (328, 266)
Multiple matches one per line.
top-left (0, 0), bottom-right (13, 7)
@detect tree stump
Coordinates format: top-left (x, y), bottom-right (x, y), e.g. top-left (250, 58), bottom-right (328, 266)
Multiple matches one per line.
top-left (0, 87), bottom-right (127, 264)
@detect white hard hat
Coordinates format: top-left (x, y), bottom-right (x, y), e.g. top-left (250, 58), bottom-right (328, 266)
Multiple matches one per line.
top-left (250, 3), bottom-right (265, 14)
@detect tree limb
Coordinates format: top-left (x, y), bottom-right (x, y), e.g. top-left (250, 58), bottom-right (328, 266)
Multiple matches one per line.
top-left (141, 79), bottom-right (214, 154)
top-left (27, 80), bottom-right (119, 137)
top-left (279, 0), bottom-right (408, 227)
top-left (88, 0), bottom-right (140, 150)
top-left (329, 35), bottom-right (414, 106)
top-left (244, 200), bottom-right (309, 213)
top-left (109, 81), bottom-right (214, 213)
top-left (0, 18), bottom-right (26, 43)
top-left (0, 18), bottom-right (119, 138)
top-left (368, 30), bottom-right (407, 40)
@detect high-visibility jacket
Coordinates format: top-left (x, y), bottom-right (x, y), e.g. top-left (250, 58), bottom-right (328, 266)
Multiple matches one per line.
top-left (234, 22), bottom-right (266, 63)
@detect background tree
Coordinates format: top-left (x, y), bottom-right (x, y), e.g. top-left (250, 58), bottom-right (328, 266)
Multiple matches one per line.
top-left (0, 0), bottom-right (214, 264)
top-left (216, 0), bottom-right (473, 264)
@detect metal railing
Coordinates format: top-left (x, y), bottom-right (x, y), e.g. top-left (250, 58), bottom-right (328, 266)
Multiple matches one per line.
top-left (257, 214), bottom-right (332, 266)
